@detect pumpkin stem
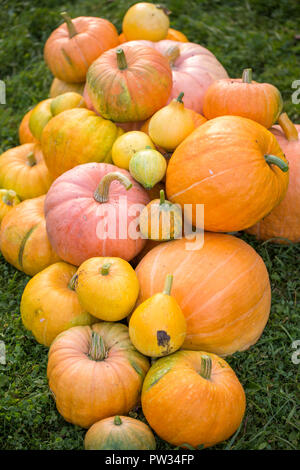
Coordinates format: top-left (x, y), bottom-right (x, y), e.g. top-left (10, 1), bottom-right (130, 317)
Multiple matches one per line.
top-left (242, 68), bottom-right (252, 83)
top-left (156, 4), bottom-right (172, 16)
top-left (94, 172), bottom-right (132, 203)
top-left (199, 355), bottom-right (212, 380)
top-left (116, 49), bottom-right (128, 70)
top-left (278, 113), bottom-right (298, 142)
top-left (1, 189), bottom-right (17, 206)
top-left (101, 262), bottom-right (111, 276)
top-left (26, 152), bottom-right (37, 167)
top-left (163, 274), bottom-right (173, 295)
top-left (165, 46), bottom-right (180, 66)
top-left (264, 154), bottom-right (289, 172)
top-left (114, 416), bottom-right (122, 426)
top-left (61, 12), bottom-right (78, 38)
top-left (89, 332), bottom-right (107, 361)
top-left (68, 272), bottom-right (78, 290)
top-left (159, 189), bottom-right (166, 205)
top-left (176, 92), bottom-right (184, 104)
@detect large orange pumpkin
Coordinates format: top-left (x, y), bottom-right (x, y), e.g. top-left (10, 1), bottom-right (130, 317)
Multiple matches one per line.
top-left (166, 115), bottom-right (289, 232)
top-left (44, 13), bottom-right (119, 82)
top-left (49, 77), bottom-right (85, 98)
top-left (47, 322), bottom-right (150, 428)
top-left (19, 110), bottom-right (38, 145)
top-left (135, 233), bottom-right (271, 356)
top-left (142, 351), bottom-right (246, 448)
top-left (246, 113), bottom-right (300, 243)
top-left (0, 196), bottom-right (60, 276)
top-left (86, 44), bottom-right (172, 122)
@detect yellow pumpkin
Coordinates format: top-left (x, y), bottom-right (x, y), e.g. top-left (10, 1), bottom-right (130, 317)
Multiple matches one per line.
top-left (149, 92), bottom-right (195, 150)
top-left (75, 257), bottom-right (140, 321)
top-left (0, 190), bottom-right (21, 225)
top-left (129, 147), bottom-right (167, 189)
top-left (112, 131), bottom-right (155, 170)
top-left (21, 262), bottom-right (96, 347)
top-left (49, 78), bottom-right (85, 98)
top-left (122, 3), bottom-right (170, 41)
top-left (129, 274), bottom-right (186, 357)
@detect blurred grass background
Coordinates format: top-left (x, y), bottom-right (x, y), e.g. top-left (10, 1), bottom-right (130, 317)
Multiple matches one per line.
top-left (0, 0), bottom-right (299, 450)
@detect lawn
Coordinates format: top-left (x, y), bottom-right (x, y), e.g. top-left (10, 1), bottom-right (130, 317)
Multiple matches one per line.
top-left (0, 0), bottom-right (300, 450)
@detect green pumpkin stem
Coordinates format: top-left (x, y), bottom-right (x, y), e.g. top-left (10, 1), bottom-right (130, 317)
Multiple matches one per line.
top-left (176, 92), bottom-right (184, 103)
top-left (242, 68), bottom-right (252, 83)
top-left (61, 12), bottom-right (78, 38)
top-left (163, 274), bottom-right (173, 295)
top-left (68, 272), bottom-right (78, 290)
top-left (101, 262), bottom-right (111, 276)
top-left (278, 113), bottom-right (299, 142)
top-left (199, 355), bottom-right (212, 380)
top-left (94, 172), bottom-right (132, 203)
top-left (114, 416), bottom-right (122, 426)
top-left (116, 49), bottom-right (128, 70)
top-left (264, 154), bottom-right (289, 172)
top-left (89, 332), bottom-right (107, 361)
top-left (26, 152), bottom-right (37, 167)
top-left (159, 190), bottom-right (166, 205)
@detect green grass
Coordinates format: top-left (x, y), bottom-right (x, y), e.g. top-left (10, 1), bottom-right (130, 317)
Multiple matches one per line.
top-left (0, 0), bottom-right (300, 450)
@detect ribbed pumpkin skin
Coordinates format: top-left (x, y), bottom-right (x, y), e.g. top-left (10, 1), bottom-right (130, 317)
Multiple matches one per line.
top-left (47, 322), bottom-right (150, 428)
top-left (0, 196), bottom-right (60, 276)
top-left (141, 350), bottom-right (246, 448)
top-left (135, 233), bottom-right (271, 356)
top-left (41, 108), bottom-right (122, 179)
top-left (50, 78), bottom-right (85, 98)
top-left (20, 262), bottom-right (96, 347)
top-left (166, 116), bottom-right (289, 232)
top-left (45, 163), bottom-right (150, 266)
top-left (19, 110), bottom-right (38, 144)
top-left (84, 416), bottom-right (156, 450)
top-left (246, 124), bottom-right (300, 243)
top-left (44, 16), bottom-right (119, 82)
top-left (203, 78), bottom-right (283, 128)
top-left (86, 44), bottom-right (172, 122)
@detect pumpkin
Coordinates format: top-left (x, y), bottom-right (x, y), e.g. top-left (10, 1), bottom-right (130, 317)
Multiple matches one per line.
top-left (0, 143), bottom-right (53, 200)
top-left (41, 108), bottom-right (122, 179)
top-left (122, 2), bottom-right (170, 41)
top-left (246, 113), bottom-right (300, 243)
top-left (44, 12), bottom-right (119, 82)
top-left (49, 77), bottom-right (85, 98)
top-left (141, 351), bottom-right (246, 448)
top-left (45, 164), bottom-right (150, 266)
top-left (47, 322), bottom-right (150, 428)
top-left (112, 131), bottom-right (155, 169)
top-left (20, 262), bottom-right (96, 347)
top-left (139, 189), bottom-right (182, 241)
top-left (166, 28), bottom-right (188, 42)
top-left (135, 233), bottom-right (271, 356)
top-left (0, 196), bottom-right (60, 276)
top-left (129, 148), bottom-right (167, 189)
top-left (149, 92), bottom-right (195, 150)
top-left (122, 40), bottom-right (228, 113)
top-left (75, 257), bottom-right (139, 321)
top-left (203, 68), bottom-right (283, 128)
top-left (86, 44), bottom-right (172, 122)
top-left (141, 107), bottom-right (207, 136)
top-left (84, 415), bottom-right (156, 450)
top-left (131, 239), bottom-right (162, 267)
top-left (0, 190), bottom-right (20, 225)
top-left (166, 115), bottom-right (289, 232)
top-left (19, 110), bottom-right (38, 145)
top-left (129, 274), bottom-right (186, 357)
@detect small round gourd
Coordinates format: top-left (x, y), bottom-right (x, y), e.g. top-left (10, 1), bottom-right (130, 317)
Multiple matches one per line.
top-left (129, 147), bottom-right (167, 189)
top-left (112, 131), bottom-right (155, 169)
top-left (122, 3), bottom-right (170, 42)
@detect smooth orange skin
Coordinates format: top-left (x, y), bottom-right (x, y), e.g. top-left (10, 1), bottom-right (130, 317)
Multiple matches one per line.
top-left (203, 77), bottom-right (283, 128)
top-left (0, 190), bottom-right (21, 225)
top-left (0, 196), bottom-right (60, 276)
top-left (47, 322), bottom-right (150, 428)
top-left (19, 109), bottom-right (38, 145)
top-left (44, 16), bottom-right (119, 82)
top-left (142, 350), bottom-right (246, 448)
top-left (246, 124), bottom-right (300, 243)
top-left (0, 143), bottom-right (53, 200)
top-left (86, 44), bottom-right (172, 122)
top-left (135, 233), bottom-right (271, 356)
top-left (131, 239), bottom-right (162, 267)
top-left (49, 78), bottom-right (85, 98)
top-left (166, 115), bottom-right (289, 232)
top-left (120, 28), bottom-right (188, 44)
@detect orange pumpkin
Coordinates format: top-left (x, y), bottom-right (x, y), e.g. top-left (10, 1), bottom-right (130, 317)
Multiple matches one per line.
top-left (47, 322), bottom-right (150, 428)
top-left (246, 113), bottom-right (300, 243)
top-left (166, 28), bottom-right (188, 42)
top-left (44, 12), bottom-right (119, 82)
top-left (19, 110), bottom-right (38, 145)
top-left (142, 351), bottom-right (246, 448)
top-left (0, 196), bottom-right (60, 276)
top-left (166, 115), bottom-right (289, 232)
top-left (86, 44), bottom-right (172, 122)
top-left (49, 77), bottom-right (85, 98)
top-left (135, 233), bottom-right (271, 356)
top-left (0, 190), bottom-right (20, 225)
top-left (203, 68), bottom-right (283, 128)
top-left (0, 143), bottom-right (53, 200)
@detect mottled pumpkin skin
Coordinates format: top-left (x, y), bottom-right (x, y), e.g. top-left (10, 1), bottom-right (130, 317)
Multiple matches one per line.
top-left (142, 350), bottom-right (246, 448)
top-left (41, 108), bottom-right (123, 179)
top-left (0, 196), bottom-right (60, 276)
top-left (50, 78), bottom-right (85, 98)
top-left (84, 416), bottom-right (156, 450)
top-left (86, 44), bottom-right (173, 122)
top-left (136, 233), bottom-right (271, 356)
top-left (246, 124), bottom-right (300, 243)
top-left (0, 143), bottom-right (53, 200)
top-left (21, 262), bottom-right (96, 347)
top-left (19, 110), bottom-right (38, 145)
top-left (45, 163), bottom-right (150, 266)
top-left (44, 16), bottom-right (119, 82)
top-left (47, 322), bottom-right (150, 428)
top-left (166, 116), bottom-right (289, 232)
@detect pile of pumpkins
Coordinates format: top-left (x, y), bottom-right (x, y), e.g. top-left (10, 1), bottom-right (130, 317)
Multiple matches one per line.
top-left (1, 2), bottom-right (299, 450)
